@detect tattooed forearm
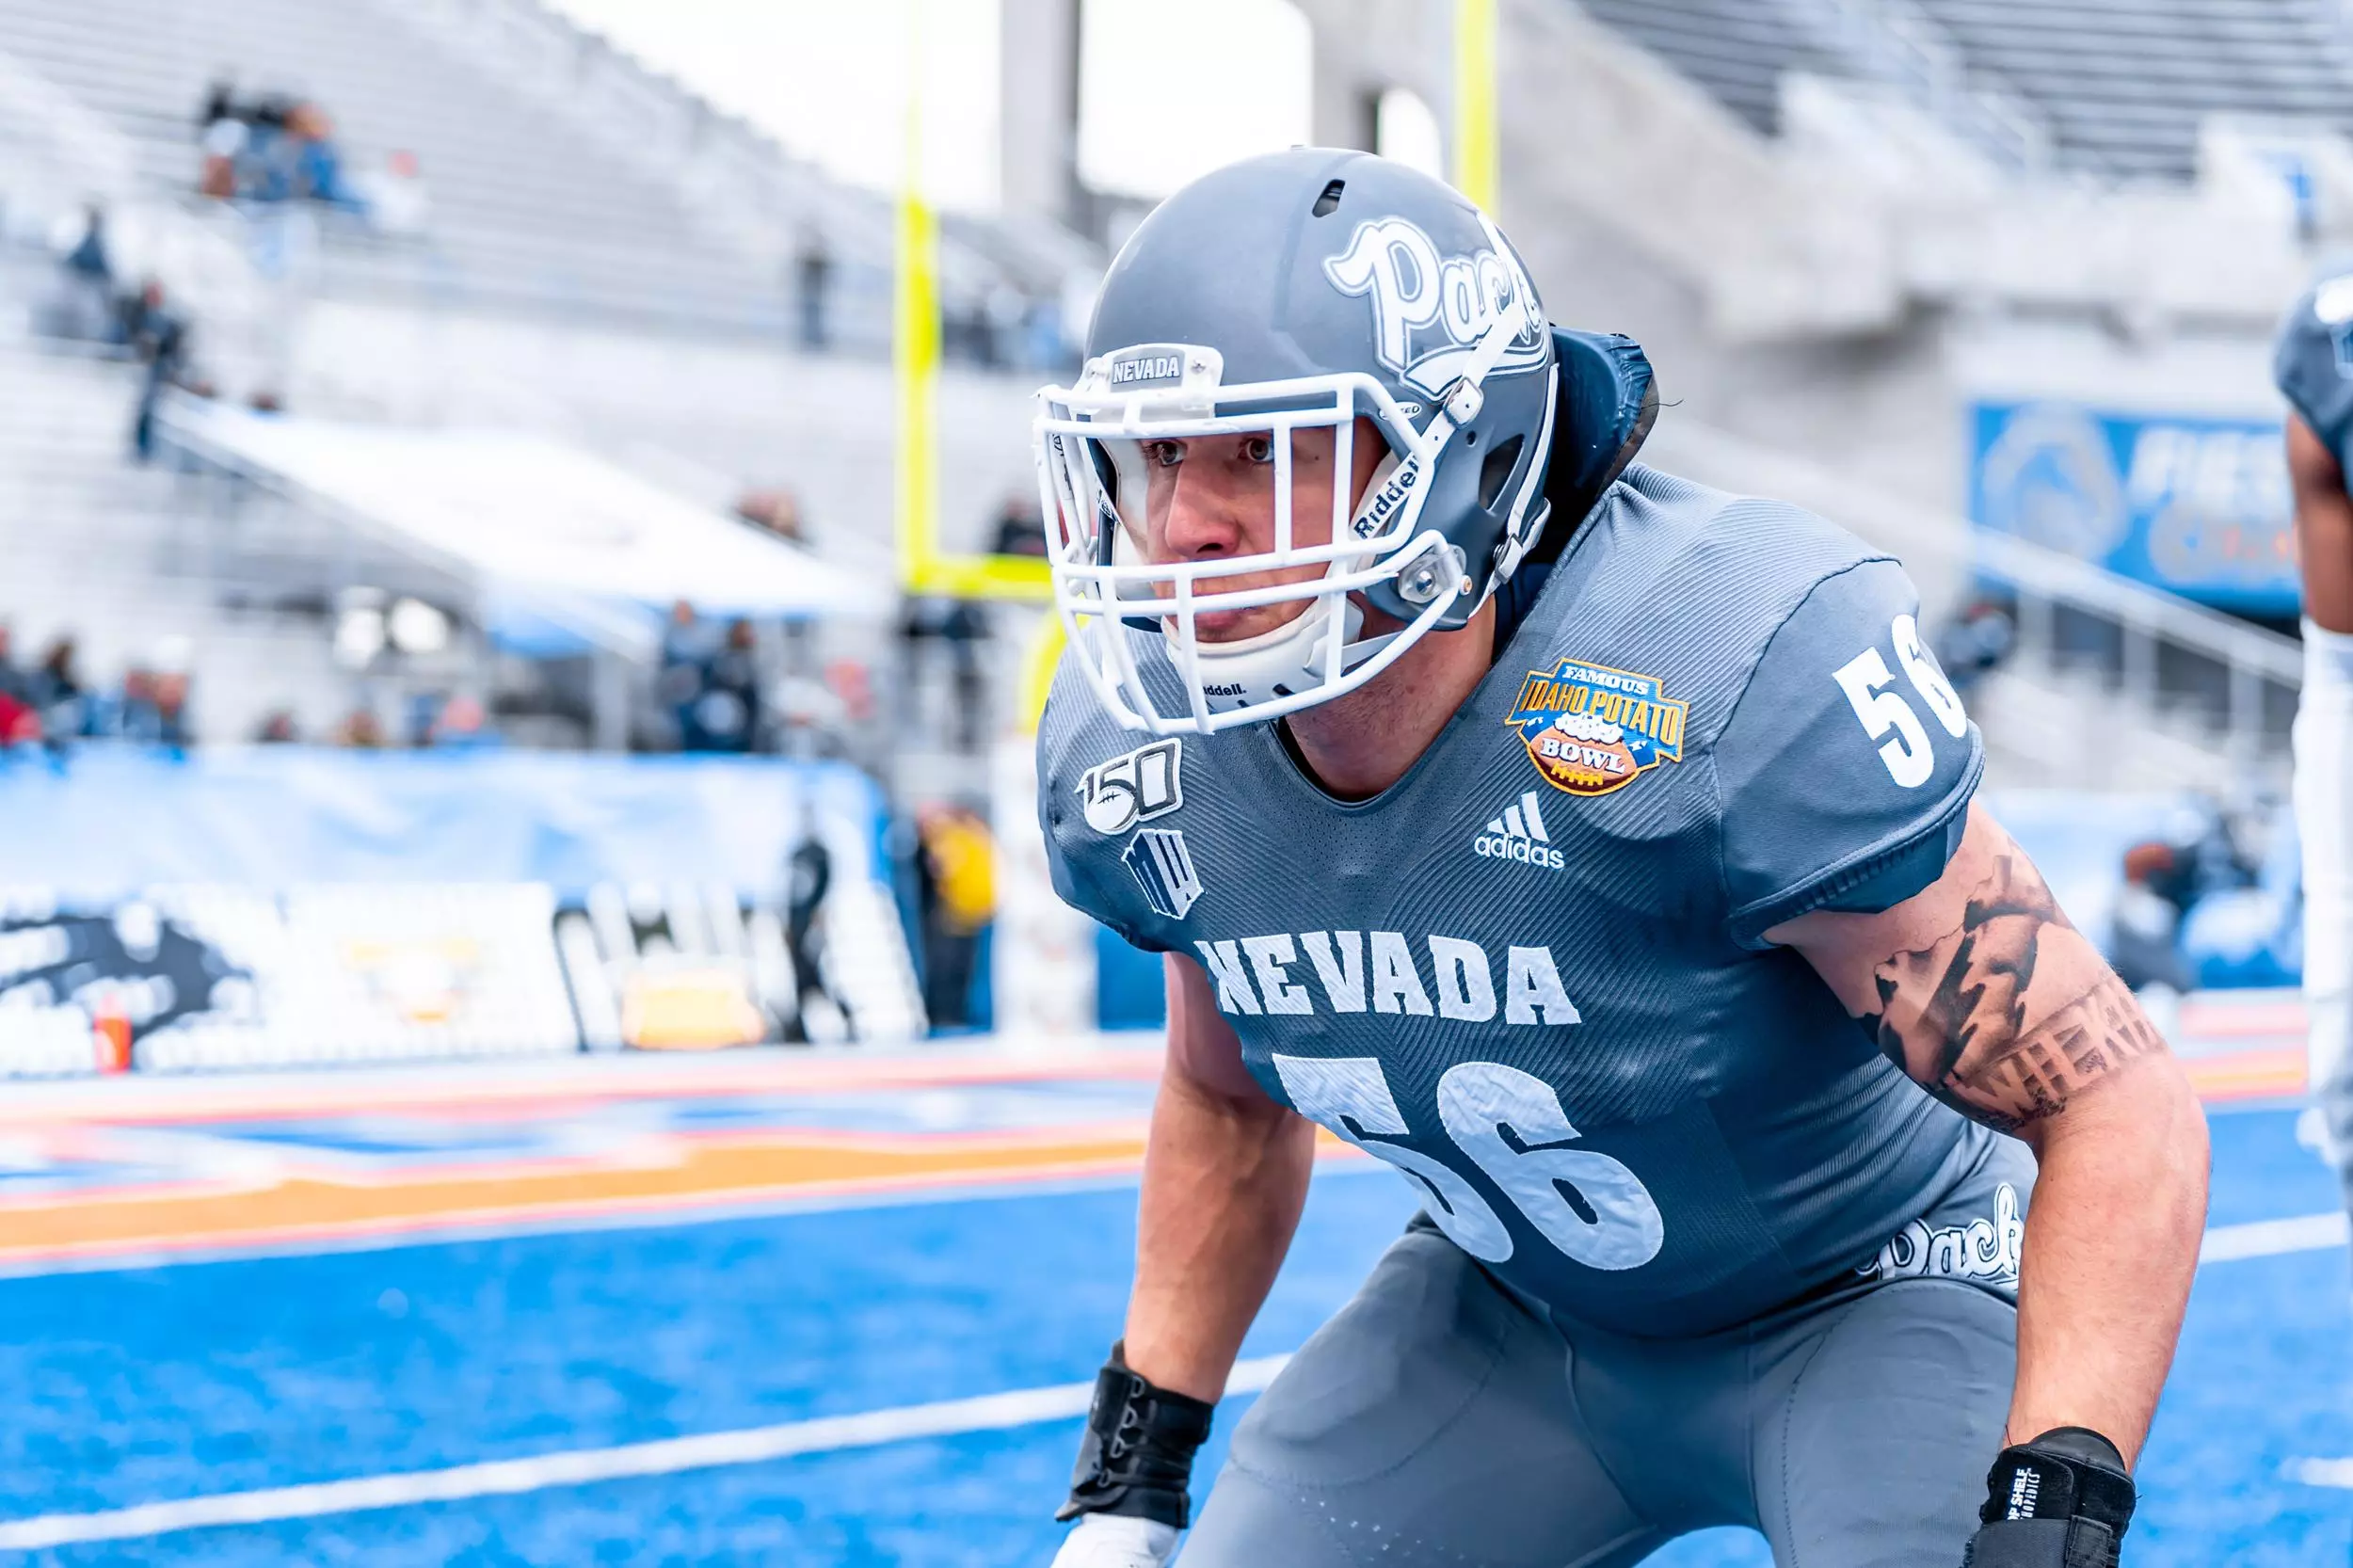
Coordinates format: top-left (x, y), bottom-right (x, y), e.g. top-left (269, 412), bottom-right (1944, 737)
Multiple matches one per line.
top-left (1858, 852), bottom-right (2167, 1131)
top-left (1944, 975), bottom-right (2169, 1128)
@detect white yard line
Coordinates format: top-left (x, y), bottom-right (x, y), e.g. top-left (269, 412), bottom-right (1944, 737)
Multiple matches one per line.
top-left (2197, 1210), bottom-right (2349, 1264)
top-left (2292, 1458), bottom-right (2353, 1489)
top-left (0, 1356), bottom-right (1292, 1550)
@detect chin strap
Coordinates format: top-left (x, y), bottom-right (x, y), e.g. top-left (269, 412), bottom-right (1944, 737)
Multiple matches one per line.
top-left (1415, 216), bottom-right (1538, 452)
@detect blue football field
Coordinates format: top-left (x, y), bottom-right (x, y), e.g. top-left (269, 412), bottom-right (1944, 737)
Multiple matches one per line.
top-left (0, 1100), bottom-right (2345, 1564)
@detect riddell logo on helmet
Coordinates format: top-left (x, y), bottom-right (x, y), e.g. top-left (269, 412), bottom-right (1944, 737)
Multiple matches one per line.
top-left (1323, 216), bottom-right (1547, 397)
top-left (1353, 460), bottom-right (1420, 537)
top-left (1202, 682), bottom-right (1247, 697)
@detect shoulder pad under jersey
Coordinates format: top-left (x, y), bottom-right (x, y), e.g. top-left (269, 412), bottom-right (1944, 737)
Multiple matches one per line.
top-left (2275, 273), bottom-right (2353, 455)
top-left (1710, 554), bottom-right (1981, 946)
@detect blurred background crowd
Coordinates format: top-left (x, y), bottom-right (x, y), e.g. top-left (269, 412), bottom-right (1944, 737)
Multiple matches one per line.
top-left (0, 0), bottom-right (2346, 1051)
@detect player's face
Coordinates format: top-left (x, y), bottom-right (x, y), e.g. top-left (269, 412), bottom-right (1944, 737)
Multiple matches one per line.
top-left (1127, 418), bottom-right (1388, 641)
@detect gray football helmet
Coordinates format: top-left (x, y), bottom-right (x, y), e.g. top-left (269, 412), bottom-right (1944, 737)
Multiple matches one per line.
top-left (1034, 148), bottom-right (1561, 735)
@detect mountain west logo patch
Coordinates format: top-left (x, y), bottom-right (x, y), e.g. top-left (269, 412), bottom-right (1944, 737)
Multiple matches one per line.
top-left (1505, 659), bottom-right (1688, 796)
top-left (1124, 828), bottom-right (1203, 920)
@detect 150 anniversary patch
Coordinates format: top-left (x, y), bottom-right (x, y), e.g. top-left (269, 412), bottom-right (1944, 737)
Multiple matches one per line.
top-left (1505, 659), bottom-right (1688, 796)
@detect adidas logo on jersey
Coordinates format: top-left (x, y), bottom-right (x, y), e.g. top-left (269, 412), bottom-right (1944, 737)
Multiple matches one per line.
top-left (1473, 791), bottom-right (1564, 871)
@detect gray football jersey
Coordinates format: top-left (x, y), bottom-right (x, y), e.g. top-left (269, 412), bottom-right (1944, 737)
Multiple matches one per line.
top-left (1039, 463), bottom-right (2034, 1337)
top-left (2275, 272), bottom-right (2353, 456)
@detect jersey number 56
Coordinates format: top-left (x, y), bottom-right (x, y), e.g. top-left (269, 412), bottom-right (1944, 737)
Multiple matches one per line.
top-left (1272, 1053), bottom-right (1665, 1272)
top-left (1831, 613), bottom-right (1968, 790)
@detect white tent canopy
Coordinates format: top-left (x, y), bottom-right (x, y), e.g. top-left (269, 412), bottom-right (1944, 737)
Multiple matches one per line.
top-left (164, 403), bottom-right (887, 637)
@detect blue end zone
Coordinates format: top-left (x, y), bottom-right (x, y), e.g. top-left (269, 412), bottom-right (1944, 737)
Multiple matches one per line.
top-left (0, 1110), bottom-right (2345, 1565)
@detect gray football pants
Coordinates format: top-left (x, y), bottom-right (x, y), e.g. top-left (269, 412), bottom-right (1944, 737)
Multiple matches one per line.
top-left (1181, 1218), bottom-right (2012, 1568)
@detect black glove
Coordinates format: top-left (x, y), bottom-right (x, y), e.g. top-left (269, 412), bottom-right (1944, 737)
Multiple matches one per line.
top-left (1055, 1342), bottom-right (1216, 1530)
top-left (1961, 1427), bottom-right (2137, 1567)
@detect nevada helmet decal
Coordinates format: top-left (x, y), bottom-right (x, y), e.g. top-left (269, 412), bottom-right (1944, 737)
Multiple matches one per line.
top-left (1322, 216), bottom-right (1549, 398)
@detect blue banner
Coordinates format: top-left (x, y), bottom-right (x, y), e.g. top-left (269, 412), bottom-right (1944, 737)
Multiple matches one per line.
top-left (0, 748), bottom-right (887, 901)
top-left (1967, 400), bottom-right (2297, 616)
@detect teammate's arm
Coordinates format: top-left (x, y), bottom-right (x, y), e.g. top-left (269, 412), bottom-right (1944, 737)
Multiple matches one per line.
top-left (1769, 804), bottom-right (2209, 1464)
top-left (1126, 952), bottom-right (1318, 1400)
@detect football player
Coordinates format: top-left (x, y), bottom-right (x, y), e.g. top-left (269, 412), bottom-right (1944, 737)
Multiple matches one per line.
top-left (1032, 150), bottom-right (2209, 1568)
top-left (2275, 279), bottom-right (2353, 1241)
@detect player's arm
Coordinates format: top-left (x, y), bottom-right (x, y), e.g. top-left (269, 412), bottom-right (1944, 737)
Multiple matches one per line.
top-left (1771, 806), bottom-right (2207, 1561)
top-left (1125, 952), bottom-right (1317, 1400)
top-left (1052, 953), bottom-right (1315, 1564)
top-left (2287, 412), bottom-right (2353, 633)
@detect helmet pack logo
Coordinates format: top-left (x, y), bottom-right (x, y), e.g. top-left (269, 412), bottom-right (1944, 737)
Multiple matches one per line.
top-left (1505, 659), bottom-right (1688, 796)
top-left (1322, 216), bottom-right (1547, 398)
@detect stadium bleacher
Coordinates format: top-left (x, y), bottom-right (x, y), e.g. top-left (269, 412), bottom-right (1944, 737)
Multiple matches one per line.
top-left (1568, 0), bottom-right (1854, 140)
top-left (1908, 0), bottom-right (2353, 181)
top-left (0, 0), bottom-right (1084, 343)
top-left (0, 337), bottom-right (362, 743)
top-left (1575, 0), bottom-right (2353, 184)
top-left (0, 0), bottom-right (801, 331)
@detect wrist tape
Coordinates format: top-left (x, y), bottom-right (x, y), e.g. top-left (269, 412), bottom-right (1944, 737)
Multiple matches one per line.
top-left (1054, 1342), bottom-right (1216, 1530)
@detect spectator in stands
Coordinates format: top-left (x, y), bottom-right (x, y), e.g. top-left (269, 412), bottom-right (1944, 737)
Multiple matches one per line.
top-left (661, 599), bottom-right (714, 666)
top-left (150, 637), bottom-right (193, 752)
top-left (287, 103), bottom-right (363, 214)
top-left (334, 707), bottom-right (386, 748)
top-left (0, 688), bottom-right (36, 749)
top-left (64, 206), bottom-right (113, 292)
top-left (29, 638), bottom-right (87, 749)
top-left (426, 693), bottom-right (495, 747)
top-left (990, 493), bottom-right (1048, 559)
top-left (357, 151), bottom-right (430, 238)
top-left (198, 79), bottom-right (238, 131)
top-left (43, 205), bottom-right (118, 344)
top-left (771, 667), bottom-right (850, 760)
top-left (240, 93), bottom-right (300, 204)
top-left (152, 669), bottom-right (192, 756)
top-left (124, 280), bottom-right (190, 462)
top-left (197, 81), bottom-right (248, 200)
top-left (0, 625), bottom-right (34, 747)
top-left (2111, 841), bottom-right (2194, 994)
top-left (795, 231), bottom-right (833, 351)
top-left (107, 666), bottom-right (160, 742)
top-left (734, 488), bottom-right (806, 544)
top-left (897, 598), bottom-right (989, 752)
top-left (914, 801), bottom-right (995, 1031)
top-left (692, 619), bottom-right (763, 755)
top-left (1934, 596), bottom-right (2018, 695)
top-left (658, 600), bottom-right (716, 749)
top-left (253, 710), bottom-right (299, 744)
